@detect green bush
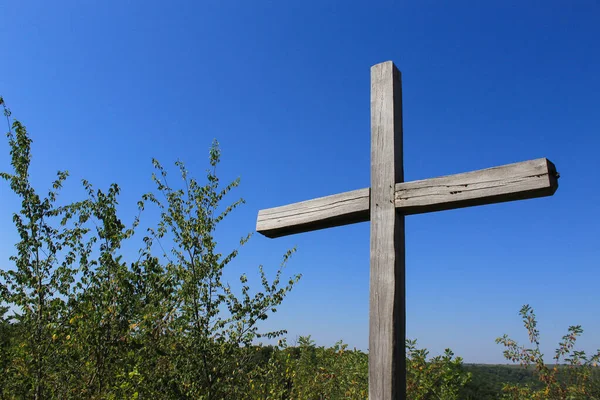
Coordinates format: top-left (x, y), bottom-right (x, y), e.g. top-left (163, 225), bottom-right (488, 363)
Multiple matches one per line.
top-left (0, 97), bottom-right (300, 399)
top-left (1, 97), bottom-right (596, 400)
top-left (496, 305), bottom-right (600, 399)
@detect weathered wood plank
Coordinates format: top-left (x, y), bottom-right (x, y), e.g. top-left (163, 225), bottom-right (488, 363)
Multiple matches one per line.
top-left (369, 61), bottom-right (405, 400)
top-left (256, 158), bottom-right (558, 238)
top-left (395, 158), bottom-right (558, 214)
top-left (254, 60), bottom-right (561, 400)
top-left (256, 188), bottom-right (369, 238)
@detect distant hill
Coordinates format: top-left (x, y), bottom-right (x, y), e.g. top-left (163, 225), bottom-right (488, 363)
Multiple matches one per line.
top-left (460, 363), bottom-right (600, 399)
top-left (460, 364), bottom-right (544, 400)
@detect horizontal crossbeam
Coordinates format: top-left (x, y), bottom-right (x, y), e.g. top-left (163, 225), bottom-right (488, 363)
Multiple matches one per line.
top-left (256, 158), bottom-right (558, 238)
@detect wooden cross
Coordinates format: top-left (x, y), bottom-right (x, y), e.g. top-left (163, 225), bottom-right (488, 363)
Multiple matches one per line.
top-left (255, 61), bottom-right (559, 400)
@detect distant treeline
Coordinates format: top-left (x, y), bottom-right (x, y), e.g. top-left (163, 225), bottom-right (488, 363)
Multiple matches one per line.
top-left (462, 364), bottom-right (547, 399)
top-left (462, 364), bottom-right (600, 399)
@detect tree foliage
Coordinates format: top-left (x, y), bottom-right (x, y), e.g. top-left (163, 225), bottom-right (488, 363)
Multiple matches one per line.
top-left (496, 305), bottom-right (600, 399)
top-left (0, 97), bottom-right (597, 399)
top-left (405, 339), bottom-right (471, 400)
top-left (0, 97), bottom-right (300, 399)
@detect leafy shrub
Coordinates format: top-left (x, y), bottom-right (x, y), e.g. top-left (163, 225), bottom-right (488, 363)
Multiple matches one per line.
top-left (0, 96), bottom-right (300, 399)
top-left (496, 305), bottom-right (600, 399)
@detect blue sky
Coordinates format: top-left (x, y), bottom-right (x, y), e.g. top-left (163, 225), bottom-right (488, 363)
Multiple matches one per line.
top-left (1, 1), bottom-right (599, 364)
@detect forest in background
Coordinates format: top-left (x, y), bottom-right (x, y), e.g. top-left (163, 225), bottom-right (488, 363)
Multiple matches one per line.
top-left (1, 97), bottom-right (598, 399)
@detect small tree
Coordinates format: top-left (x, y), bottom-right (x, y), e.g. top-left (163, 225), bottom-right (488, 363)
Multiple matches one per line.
top-left (496, 305), bottom-right (600, 399)
top-left (128, 143), bottom-right (301, 399)
top-left (0, 97), bottom-right (301, 399)
top-left (60, 181), bottom-right (144, 398)
top-left (0, 97), bottom-right (93, 399)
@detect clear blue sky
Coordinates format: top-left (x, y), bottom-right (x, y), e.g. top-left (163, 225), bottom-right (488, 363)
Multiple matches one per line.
top-left (1, 1), bottom-right (598, 364)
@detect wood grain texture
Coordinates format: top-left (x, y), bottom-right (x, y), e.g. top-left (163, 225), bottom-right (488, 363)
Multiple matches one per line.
top-left (395, 158), bottom-right (558, 215)
top-left (254, 60), bottom-right (561, 400)
top-left (256, 188), bottom-right (369, 238)
top-left (369, 61), bottom-right (406, 400)
top-left (256, 158), bottom-right (557, 238)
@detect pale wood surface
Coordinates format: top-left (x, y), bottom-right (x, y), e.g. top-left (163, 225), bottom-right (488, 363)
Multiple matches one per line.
top-left (255, 60), bottom-right (561, 400)
top-left (369, 61), bottom-right (405, 400)
top-left (395, 158), bottom-right (558, 214)
top-left (256, 188), bottom-right (369, 238)
top-left (256, 158), bottom-right (558, 238)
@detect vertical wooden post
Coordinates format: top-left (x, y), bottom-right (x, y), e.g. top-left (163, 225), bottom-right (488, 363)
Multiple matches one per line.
top-left (369, 61), bottom-right (406, 400)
